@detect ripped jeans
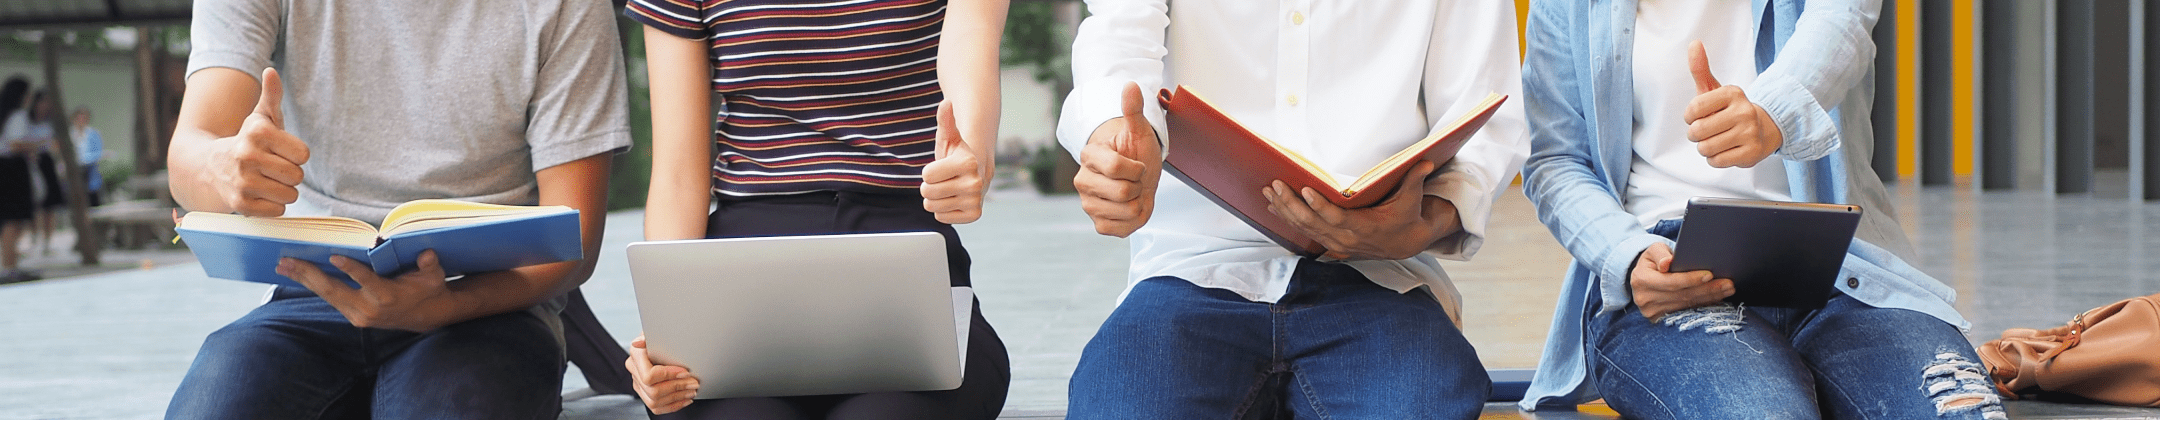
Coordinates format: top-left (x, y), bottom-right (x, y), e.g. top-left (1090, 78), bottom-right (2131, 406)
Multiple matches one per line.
top-left (1581, 219), bottom-right (2002, 420)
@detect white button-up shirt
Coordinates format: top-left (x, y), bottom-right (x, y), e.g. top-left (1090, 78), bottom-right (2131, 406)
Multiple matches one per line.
top-left (1054, 0), bottom-right (1528, 324)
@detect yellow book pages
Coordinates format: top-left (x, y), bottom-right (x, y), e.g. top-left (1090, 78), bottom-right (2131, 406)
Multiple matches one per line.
top-left (382, 199), bottom-right (534, 225)
top-left (1179, 89), bottom-right (1344, 190)
top-left (178, 212), bottom-right (380, 248)
top-left (383, 212), bottom-right (564, 236)
top-left (1343, 93), bottom-right (1508, 195)
top-left (1267, 142), bottom-right (1342, 190)
top-left (380, 199), bottom-right (570, 236)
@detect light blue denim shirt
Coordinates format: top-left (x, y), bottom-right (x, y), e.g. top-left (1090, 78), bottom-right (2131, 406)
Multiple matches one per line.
top-left (1518, 0), bottom-right (1969, 409)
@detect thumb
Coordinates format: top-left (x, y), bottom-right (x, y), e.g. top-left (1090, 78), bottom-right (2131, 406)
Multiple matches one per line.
top-left (1396, 160), bottom-right (1436, 199)
top-left (1117, 82), bottom-right (1147, 158)
top-left (1644, 242), bottom-right (1676, 272)
top-left (1688, 41), bottom-right (1719, 94)
top-left (253, 67), bottom-right (285, 128)
top-left (933, 100), bottom-right (960, 159)
top-left (414, 249), bottom-right (445, 279)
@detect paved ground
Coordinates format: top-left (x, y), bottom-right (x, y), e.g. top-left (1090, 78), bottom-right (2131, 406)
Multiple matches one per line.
top-left (6, 183), bottom-right (2160, 419)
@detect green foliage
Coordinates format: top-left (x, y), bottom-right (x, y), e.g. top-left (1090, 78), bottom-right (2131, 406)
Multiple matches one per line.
top-left (0, 28), bottom-right (136, 60)
top-left (1027, 142), bottom-right (1079, 195)
top-left (608, 16), bottom-right (655, 212)
top-left (999, 1), bottom-right (1074, 95)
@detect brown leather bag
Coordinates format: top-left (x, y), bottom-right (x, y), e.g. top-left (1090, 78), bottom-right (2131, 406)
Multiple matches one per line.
top-left (1976, 292), bottom-right (2160, 407)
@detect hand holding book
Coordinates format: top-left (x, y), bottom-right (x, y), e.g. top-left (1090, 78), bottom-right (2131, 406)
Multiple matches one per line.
top-left (276, 249), bottom-right (455, 332)
top-left (1262, 160), bottom-right (1463, 261)
top-left (177, 199), bottom-right (583, 287)
top-left (1157, 85), bottom-right (1505, 257)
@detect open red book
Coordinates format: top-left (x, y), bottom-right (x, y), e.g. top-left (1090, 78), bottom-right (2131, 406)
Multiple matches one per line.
top-left (1157, 85), bottom-right (1508, 257)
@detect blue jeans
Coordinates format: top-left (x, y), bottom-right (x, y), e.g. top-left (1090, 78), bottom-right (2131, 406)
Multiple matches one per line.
top-left (1582, 220), bottom-right (2003, 420)
top-left (166, 287), bottom-right (564, 419)
top-left (1068, 260), bottom-right (1488, 419)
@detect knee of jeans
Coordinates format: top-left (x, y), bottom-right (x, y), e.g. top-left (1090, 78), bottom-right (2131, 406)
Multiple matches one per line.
top-left (1659, 303), bottom-right (1745, 334)
top-left (1923, 351), bottom-right (2006, 420)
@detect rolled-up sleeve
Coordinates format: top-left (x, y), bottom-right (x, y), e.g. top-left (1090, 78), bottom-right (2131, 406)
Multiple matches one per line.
top-left (1419, 0), bottom-right (1529, 260)
top-left (1055, 0), bottom-right (1171, 160)
top-left (1748, 0), bottom-right (1880, 162)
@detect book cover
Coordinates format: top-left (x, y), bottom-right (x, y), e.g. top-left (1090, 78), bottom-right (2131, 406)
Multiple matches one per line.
top-left (176, 201), bottom-right (583, 288)
top-left (1157, 85), bottom-right (1507, 257)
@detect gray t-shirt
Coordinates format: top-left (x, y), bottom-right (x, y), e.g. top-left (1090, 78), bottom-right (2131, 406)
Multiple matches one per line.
top-left (187, 0), bottom-right (632, 329)
top-left (188, 0), bottom-right (631, 224)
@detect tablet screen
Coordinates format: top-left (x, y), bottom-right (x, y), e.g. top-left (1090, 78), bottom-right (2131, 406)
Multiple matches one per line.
top-left (1668, 197), bottom-right (1861, 309)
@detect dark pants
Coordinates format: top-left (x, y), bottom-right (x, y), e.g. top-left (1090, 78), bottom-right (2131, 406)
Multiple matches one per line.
top-left (654, 191), bottom-right (1012, 420)
top-left (34, 152), bottom-right (61, 208)
top-left (166, 287), bottom-right (565, 419)
top-left (564, 288), bottom-right (634, 396)
top-left (0, 155), bottom-right (30, 221)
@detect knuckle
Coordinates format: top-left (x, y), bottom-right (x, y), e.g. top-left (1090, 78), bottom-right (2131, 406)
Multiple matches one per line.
top-left (1106, 183), bottom-right (1135, 201)
top-left (242, 122), bottom-right (278, 142)
top-left (1092, 221), bottom-right (1122, 236)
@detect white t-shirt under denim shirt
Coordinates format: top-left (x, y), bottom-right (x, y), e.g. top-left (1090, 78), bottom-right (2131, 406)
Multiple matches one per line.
top-left (1625, 0), bottom-right (1791, 227)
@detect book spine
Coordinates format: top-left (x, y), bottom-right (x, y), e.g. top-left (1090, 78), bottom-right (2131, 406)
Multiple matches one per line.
top-left (368, 242), bottom-right (401, 278)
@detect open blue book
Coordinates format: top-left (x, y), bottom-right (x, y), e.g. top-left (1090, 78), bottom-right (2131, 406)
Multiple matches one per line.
top-left (176, 199), bottom-right (582, 288)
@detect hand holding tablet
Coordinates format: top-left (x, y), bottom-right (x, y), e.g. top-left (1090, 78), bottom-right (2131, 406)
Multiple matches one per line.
top-left (1669, 197), bottom-right (1862, 309)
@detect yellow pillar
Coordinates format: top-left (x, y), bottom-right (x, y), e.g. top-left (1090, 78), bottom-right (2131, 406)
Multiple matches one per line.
top-left (1898, 1), bottom-right (1922, 179)
top-left (1952, 1), bottom-right (1978, 177)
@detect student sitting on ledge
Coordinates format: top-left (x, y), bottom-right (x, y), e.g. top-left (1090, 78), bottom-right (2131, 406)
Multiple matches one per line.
top-left (1056, 1), bottom-right (1528, 418)
top-left (621, 0), bottom-right (1014, 418)
top-left (162, 1), bottom-right (630, 418)
top-left (1513, 0), bottom-right (2002, 419)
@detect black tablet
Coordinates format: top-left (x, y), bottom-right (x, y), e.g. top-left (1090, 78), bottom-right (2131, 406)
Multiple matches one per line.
top-left (1668, 197), bottom-right (1862, 309)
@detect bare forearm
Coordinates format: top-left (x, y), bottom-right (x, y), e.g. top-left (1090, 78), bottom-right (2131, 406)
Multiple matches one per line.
top-left (425, 155), bottom-right (612, 325)
top-left (939, 0), bottom-right (1009, 161)
top-left (168, 129), bottom-right (234, 212)
top-left (167, 68), bottom-right (265, 213)
top-left (429, 260), bottom-right (582, 323)
top-left (643, 26), bottom-right (717, 241)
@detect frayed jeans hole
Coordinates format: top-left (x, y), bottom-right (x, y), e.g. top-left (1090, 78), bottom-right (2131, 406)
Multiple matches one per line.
top-left (1923, 353), bottom-right (2005, 419)
top-left (1659, 303), bottom-right (1745, 334)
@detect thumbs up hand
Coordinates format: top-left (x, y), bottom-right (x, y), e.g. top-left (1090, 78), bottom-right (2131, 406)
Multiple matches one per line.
top-left (210, 67), bottom-right (311, 216)
top-left (1682, 41), bottom-right (1784, 168)
top-left (922, 100), bottom-right (991, 224)
top-left (1073, 82), bottom-right (1163, 238)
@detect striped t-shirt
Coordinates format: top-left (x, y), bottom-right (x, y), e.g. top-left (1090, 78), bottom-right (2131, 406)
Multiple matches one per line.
top-left (628, 0), bottom-right (946, 197)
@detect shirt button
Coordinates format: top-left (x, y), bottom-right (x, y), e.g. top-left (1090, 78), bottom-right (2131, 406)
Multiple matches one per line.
top-left (1291, 12), bottom-right (1306, 25)
top-left (1286, 95), bottom-right (1300, 106)
top-left (1846, 277), bottom-right (1860, 288)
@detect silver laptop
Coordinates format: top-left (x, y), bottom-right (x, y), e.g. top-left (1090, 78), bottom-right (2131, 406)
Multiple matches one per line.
top-left (625, 231), bottom-right (968, 399)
